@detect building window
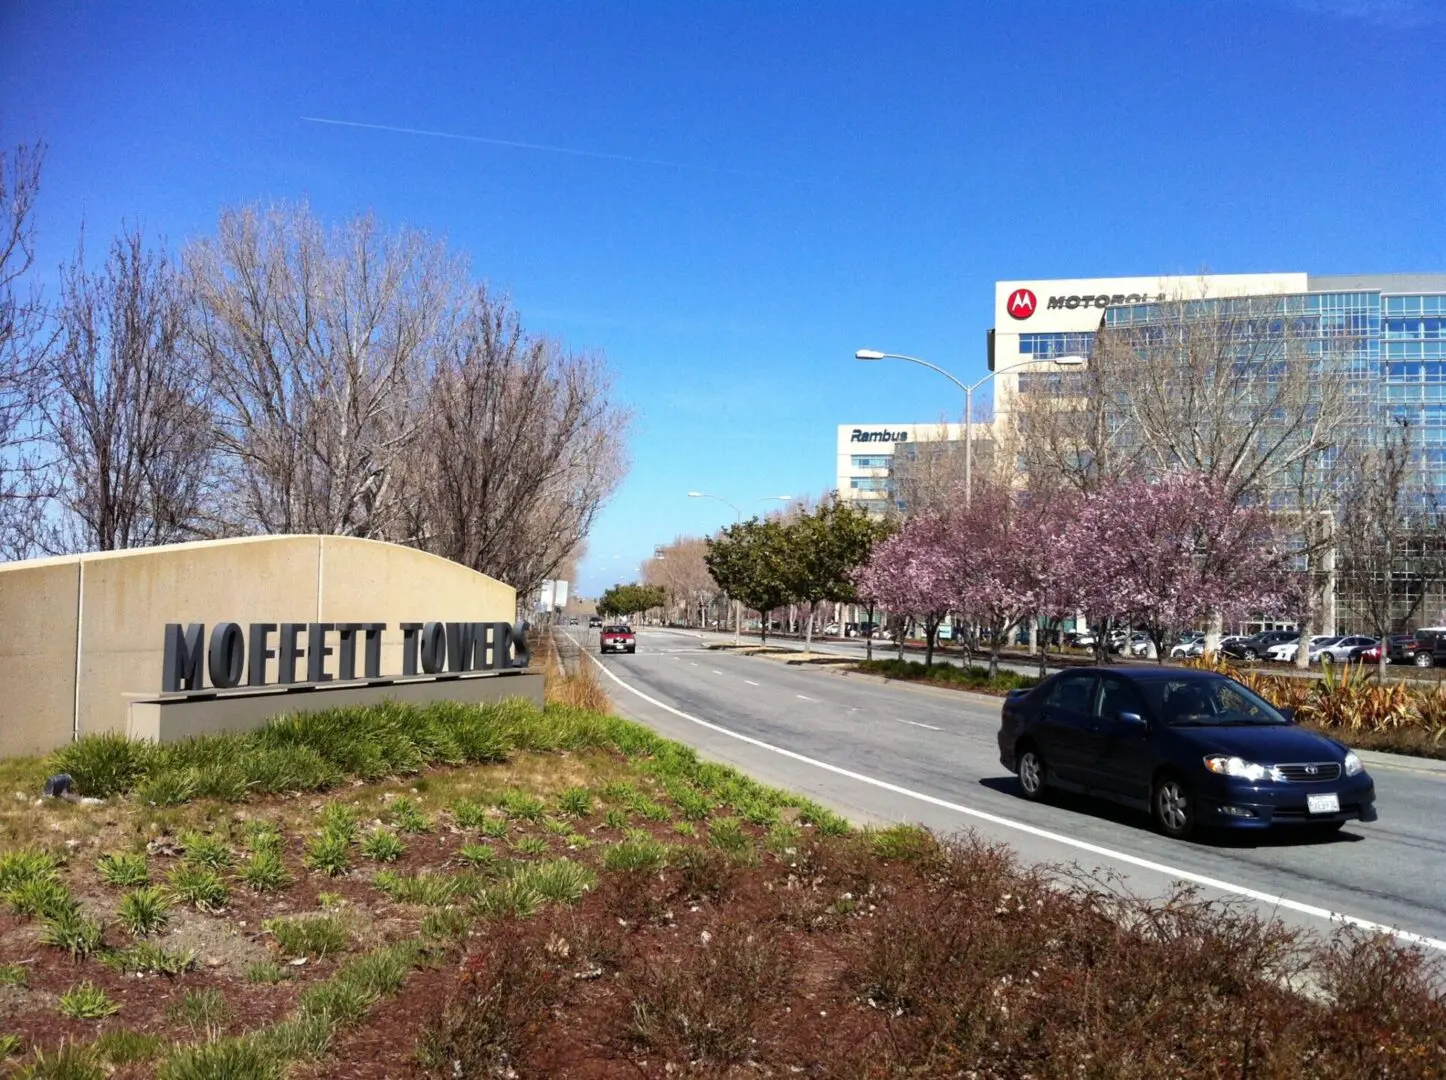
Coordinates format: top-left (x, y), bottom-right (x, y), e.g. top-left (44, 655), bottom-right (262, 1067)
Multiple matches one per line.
top-left (1019, 332), bottom-right (1095, 359)
top-left (849, 476), bottom-right (889, 491)
top-left (850, 455), bottom-right (891, 468)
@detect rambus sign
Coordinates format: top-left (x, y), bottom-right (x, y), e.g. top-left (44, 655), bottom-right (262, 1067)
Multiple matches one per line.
top-left (849, 429), bottom-right (910, 443)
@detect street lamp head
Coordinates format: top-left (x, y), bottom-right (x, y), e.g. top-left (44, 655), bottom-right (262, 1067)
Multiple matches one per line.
top-left (854, 349), bottom-right (887, 361)
top-left (686, 491), bottom-right (704, 498)
top-left (1052, 354), bottom-right (1088, 367)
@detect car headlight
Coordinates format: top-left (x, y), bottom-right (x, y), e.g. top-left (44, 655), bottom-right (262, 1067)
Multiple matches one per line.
top-left (1344, 751), bottom-right (1364, 777)
top-left (1204, 755), bottom-right (1271, 782)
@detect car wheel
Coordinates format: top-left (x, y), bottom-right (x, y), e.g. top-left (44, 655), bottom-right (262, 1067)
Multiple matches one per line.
top-left (1016, 745), bottom-right (1047, 801)
top-left (1153, 774), bottom-right (1195, 839)
top-left (1415, 653), bottom-right (1434, 668)
top-left (1243, 648), bottom-right (1258, 661)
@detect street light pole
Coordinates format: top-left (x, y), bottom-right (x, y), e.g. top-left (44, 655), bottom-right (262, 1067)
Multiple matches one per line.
top-left (854, 349), bottom-right (1087, 508)
top-left (687, 491), bottom-right (791, 645)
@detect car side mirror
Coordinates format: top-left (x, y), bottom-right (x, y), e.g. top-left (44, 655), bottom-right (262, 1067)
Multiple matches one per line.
top-left (1278, 706), bottom-right (1296, 724)
top-left (1118, 711), bottom-right (1147, 728)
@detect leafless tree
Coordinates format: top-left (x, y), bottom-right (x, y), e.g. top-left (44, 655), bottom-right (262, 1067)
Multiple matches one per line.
top-left (41, 227), bottom-right (212, 551)
top-left (1336, 416), bottom-right (1446, 673)
top-left (185, 202), bottom-right (462, 538)
top-left (643, 535), bottom-right (722, 626)
top-left (400, 287), bottom-right (630, 601)
top-left (0, 141), bottom-right (50, 557)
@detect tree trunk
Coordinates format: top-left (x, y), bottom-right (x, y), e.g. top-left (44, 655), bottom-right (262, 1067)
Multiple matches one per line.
top-left (924, 620), bottom-right (937, 668)
top-left (896, 619), bottom-right (905, 662)
top-left (803, 603), bottom-right (814, 657)
top-left (1038, 619), bottom-right (1051, 678)
top-left (1205, 610), bottom-right (1224, 661)
top-left (760, 608), bottom-right (768, 645)
top-left (865, 603), bottom-right (875, 663)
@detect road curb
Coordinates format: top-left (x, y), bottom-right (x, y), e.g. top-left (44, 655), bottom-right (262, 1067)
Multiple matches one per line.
top-left (1353, 747), bottom-right (1446, 774)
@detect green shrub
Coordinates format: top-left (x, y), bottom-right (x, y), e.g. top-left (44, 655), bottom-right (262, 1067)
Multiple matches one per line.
top-left (58, 981), bottom-right (119, 1019)
top-left (557, 786), bottom-right (593, 817)
top-left (450, 798), bottom-right (491, 829)
top-left (91, 1028), bottom-right (164, 1066)
top-left (388, 797), bottom-right (432, 834)
top-left (602, 838), bottom-right (669, 874)
top-left (246, 960), bottom-right (291, 985)
top-left (373, 870), bottom-right (460, 907)
top-left (49, 733), bottom-right (152, 798)
top-left (519, 859), bottom-right (595, 904)
top-left (318, 803), bottom-right (359, 842)
top-left (0, 963), bottom-right (27, 987)
top-left (477, 816), bottom-right (508, 839)
top-left (512, 836), bottom-right (549, 857)
top-left (421, 907), bottom-right (470, 940)
top-left (133, 769), bottom-right (199, 807)
top-left (303, 829), bottom-right (352, 877)
top-left (263, 914), bottom-right (349, 959)
top-left (167, 988), bottom-right (231, 1035)
top-left (156, 1038), bottom-right (281, 1080)
top-left (167, 863), bottom-right (229, 911)
top-left (96, 851), bottom-right (148, 888)
top-left (99, 942), bottom-right (195, 976)
top-left (0, 1034), bottom-right (18, 1059)
top-left (0, 849), bottom-right (59, 893)
top-left (7, 876), bottom-right (74, 919)
top-left (497, 790), bottom-right (545, 822)
top-left (240, 850), bottom-right (292, 893)
top-left (457, 843), bottom-right (498, 869)
top-left (16, 1042), bottom-right (104, 1080)
top-left (360, 828), bottom-right (405, 863)
top-left (248, 1013), bottom-right (332, 1064)
top-left (601, 808), bottom-right (628, 830)
top-left (40, 905), bottom-right (104, 958)
top-left (707, 817), bottom-right (750, 854)
top-left (244, 820), bottom-right (284, 853)
top-left (118, 886), bottom-right (170, 937)
top-left (472, 877), bottom-right (543, 919)
top-left (179, 830), bottom-right (233, 870)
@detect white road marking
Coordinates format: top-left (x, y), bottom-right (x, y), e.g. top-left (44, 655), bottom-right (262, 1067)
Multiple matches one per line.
top-left (580, 648), bottom-right (1446, 953)
top-left (744, 680), bottom-right (760, 687)
top-left (895, 718), bottom-right (941, 731)
top-left (712, 670), bottom-right (724, 675)
top-left (796, 694), bottom-right (818, 702)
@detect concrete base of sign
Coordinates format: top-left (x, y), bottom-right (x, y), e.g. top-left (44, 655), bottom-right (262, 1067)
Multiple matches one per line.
top-left (126, 670), bottom-right (544, 745)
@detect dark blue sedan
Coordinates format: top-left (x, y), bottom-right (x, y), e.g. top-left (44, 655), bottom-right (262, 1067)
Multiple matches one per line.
top-left (997, 667), bottom-right (1377, 839)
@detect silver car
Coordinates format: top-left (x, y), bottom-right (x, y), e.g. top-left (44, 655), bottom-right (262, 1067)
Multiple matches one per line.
top-left (1315, 635), bottom-right (1380, 664)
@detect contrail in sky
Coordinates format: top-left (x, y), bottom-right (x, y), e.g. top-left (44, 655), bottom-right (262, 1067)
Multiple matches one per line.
top-left (300, 116), bottom-right (809, 183)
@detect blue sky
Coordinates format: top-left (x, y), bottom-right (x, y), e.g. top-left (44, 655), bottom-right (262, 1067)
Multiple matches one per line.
top-left (3, 0), bottom-right (1443, 595)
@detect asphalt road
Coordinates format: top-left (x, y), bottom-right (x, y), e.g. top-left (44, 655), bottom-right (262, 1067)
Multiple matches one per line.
top-left (572, 626), bottom-right (1446, 952)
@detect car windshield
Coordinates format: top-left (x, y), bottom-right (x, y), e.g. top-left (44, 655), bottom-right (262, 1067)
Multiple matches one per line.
top-left (1142, 676), bottom-right (1289, 727)
top-left (604, 625), bottom-right (631, 633)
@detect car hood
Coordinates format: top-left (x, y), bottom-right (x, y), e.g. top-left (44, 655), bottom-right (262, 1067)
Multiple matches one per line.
top-left (1168, 724), bottom-right (1346, 764)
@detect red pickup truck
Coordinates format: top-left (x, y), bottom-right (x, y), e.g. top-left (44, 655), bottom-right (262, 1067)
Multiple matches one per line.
top-left (599, 624), bottom-right (636, 654)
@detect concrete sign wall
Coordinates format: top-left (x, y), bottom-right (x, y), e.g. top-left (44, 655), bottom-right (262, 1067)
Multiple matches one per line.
top-left (0, 535), bottom-right (522, 758)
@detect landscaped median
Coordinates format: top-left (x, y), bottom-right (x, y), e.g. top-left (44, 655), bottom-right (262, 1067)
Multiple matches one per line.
top-left (0, 692), bottom-right (1442, 1077)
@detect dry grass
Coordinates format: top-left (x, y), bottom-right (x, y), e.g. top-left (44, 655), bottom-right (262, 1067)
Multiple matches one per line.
top-left (539, 630), bottom-right (612, 713)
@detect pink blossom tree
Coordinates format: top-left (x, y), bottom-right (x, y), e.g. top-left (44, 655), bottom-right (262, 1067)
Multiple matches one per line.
top-left (1065, 469), bottom-right (1290, 661)
top-left (943, 482), bottom-right (1038, 679)
top-left (852, 513), bottom-right (954, 667)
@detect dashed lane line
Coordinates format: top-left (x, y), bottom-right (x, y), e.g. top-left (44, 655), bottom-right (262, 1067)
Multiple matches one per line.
top-left (744, 680), bottom-right (760, 687)
top-left (895, 719), bottom-right (942, 731)
top-left (575, 640), bottom-right (1446, 953)
top-left (796, 694), bottom-right (818, 702)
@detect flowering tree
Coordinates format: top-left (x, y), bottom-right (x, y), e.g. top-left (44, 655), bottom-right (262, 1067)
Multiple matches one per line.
top-left (1067, 469), bottom-right (1290, 661)
top-left (944, 482), bottom-right (1038, 679)
top-left (853, 514), bottom-right (954, 667)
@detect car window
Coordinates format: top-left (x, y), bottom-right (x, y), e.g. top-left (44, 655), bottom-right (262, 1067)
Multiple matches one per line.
top-left (1044, 674), bottom-right (1094, 713)
top-left (1143, 677), bottom-right (1288, 727)
top-left (1093, 677), bottom-right (1149, 721)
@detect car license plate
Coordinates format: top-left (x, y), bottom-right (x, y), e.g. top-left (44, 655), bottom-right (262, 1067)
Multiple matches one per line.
top-left (1307, 793), bottom-right (1340, 815)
